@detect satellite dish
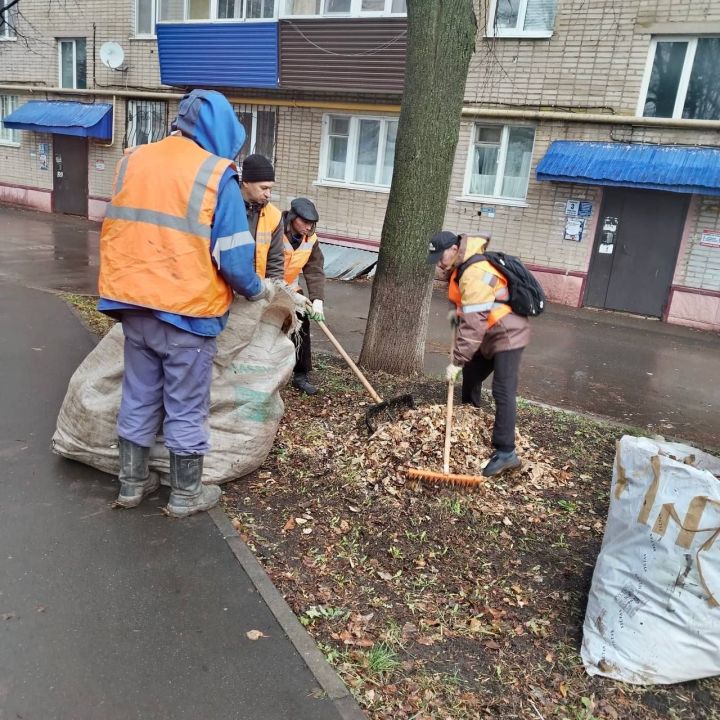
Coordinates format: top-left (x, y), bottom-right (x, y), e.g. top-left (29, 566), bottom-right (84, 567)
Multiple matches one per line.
top-left (100, 42), bottom-right (125, 70)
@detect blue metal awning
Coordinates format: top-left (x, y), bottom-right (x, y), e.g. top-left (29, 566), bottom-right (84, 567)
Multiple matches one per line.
top-left (3, 101), bottom-right (113, 139)
top-left (536, 141), bottom-right (720, 195)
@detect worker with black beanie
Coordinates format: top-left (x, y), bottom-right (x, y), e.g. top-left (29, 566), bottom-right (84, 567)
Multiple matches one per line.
top-left (241, 154), bottom-right (284, 280)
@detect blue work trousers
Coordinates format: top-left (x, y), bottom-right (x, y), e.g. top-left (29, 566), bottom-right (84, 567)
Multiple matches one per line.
top-left (117, 312), bottom-right (216, 455)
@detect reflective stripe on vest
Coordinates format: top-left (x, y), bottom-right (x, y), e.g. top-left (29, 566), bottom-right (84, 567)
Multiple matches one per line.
top-left (283, 233), bottom-right (317, 290)
top-left (449, 261), bottom-right (512, 328)
top-left (254, 203), bottom-right (282, 278)
top-left (98, 135), bottom-right (234, 318)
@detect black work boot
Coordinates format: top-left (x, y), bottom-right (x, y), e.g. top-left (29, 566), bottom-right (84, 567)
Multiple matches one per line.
top-left (461, 386), bottom-right (483, 409)
top-left (292, 372), bottom-right (317, 396)
top-left (165, 452), bottom-right (221, 518)
top-left (482, 449), bottom-right (522, 477)
top-left (115, 437), bottom-right (161, 508)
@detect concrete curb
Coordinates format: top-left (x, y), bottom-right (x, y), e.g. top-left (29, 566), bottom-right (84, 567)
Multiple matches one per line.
top-left (209, 507), bottom-right (367, 720)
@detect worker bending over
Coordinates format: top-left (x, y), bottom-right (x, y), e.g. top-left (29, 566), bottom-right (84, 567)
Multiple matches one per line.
top-left (428, 231), bottom-right (529, 477)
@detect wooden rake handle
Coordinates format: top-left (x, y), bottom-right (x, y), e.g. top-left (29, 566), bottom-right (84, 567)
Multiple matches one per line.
top-left (443, 327), bottom-right (458, 475)
top-left (306, 301), bottom-right (383, 404)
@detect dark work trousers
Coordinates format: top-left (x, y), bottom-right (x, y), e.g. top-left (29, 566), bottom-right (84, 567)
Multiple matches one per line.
top-left (293, 311), bottom-right (312, 374)
top-left (461, 348), bottom-right (524, 452)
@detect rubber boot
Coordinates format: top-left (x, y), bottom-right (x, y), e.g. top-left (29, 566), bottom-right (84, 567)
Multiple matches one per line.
top-left (165, 452), bottom-right (221, 518)
top-left (482, 449), bottom-right (522, 477)
top-left (115, 438), bottom-right (160, 508)
top-left (292, 372), bottom-right (317, 396)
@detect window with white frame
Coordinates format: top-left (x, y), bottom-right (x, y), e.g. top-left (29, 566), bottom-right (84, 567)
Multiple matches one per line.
top-left (136, 0), bottom-right (276, 34)
top-left (0, 95), bottom-right (20, 145)
top-left (320, 114), bottom-right (398, 189)
top-left (639, 37), bottom-right (720, 120)
top-left (282, 0), bottom-right (405, 17)
top-left (487, 0), bottom-right (556, 38)
top-left (58, 39), bottom-right (87, 89)
top-left (464, 124), bottom-right (535, 201)
top-left (0, 2), bottom-right (18, 40)
top-left (233, 104), bottom-right (276, 166)
top-left (125, 99), bottom-right (168, 147)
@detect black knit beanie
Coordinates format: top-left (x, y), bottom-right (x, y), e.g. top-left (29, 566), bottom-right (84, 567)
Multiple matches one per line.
top-left (242, 154), bottom-right (275, 183)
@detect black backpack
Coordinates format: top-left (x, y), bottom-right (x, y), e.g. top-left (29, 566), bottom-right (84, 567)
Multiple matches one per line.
top-left (457, 251), bottom-right (546, 317)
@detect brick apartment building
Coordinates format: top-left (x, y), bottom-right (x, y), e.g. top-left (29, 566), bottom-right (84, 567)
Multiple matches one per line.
top-left (1, 0), bottom-right (719, 331)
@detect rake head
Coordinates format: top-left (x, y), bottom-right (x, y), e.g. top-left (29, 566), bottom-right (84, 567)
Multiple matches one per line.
top-left (365, 393), bottom-right (415, 434)
top-left (405, 466), bottom-right (486, 489)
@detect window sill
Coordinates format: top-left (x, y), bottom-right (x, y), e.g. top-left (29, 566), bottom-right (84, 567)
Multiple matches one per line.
top-left (131, 35), bottom-right (157, 41)
top-left (485, 30), bottom-right (553, 39)
top-left (455, 195), bottom-right (528, 208)
top-left (314, 179), bottom-right (390, 194)
top-left (0, 140), bottom-right (21, 148)
top-left (0, 36), bottom-right (18, 42)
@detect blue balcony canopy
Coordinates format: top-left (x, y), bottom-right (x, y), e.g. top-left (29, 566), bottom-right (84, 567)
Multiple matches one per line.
top-left (156, 22), bottom-right (279, 89)
top-left (3, 101), bottom-right (113, 139)
top-left (536, 141), bottom-right (720, 195)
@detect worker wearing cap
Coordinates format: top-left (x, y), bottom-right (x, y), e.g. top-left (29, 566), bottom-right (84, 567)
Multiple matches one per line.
top-left (428, 231), bottom-right (529, 477)
top-left (241, 154), bottom-right (284, 281)
top-left (97, 89), bottom-right (273, 517)
top-left (282, 197), bottom-right (325, 395)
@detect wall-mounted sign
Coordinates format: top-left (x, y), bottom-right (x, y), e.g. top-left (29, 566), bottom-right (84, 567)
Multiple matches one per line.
top-left (95, 160), bottom-right (106, 171)
top-left (566, 199), bottom-right (593, 218)
top-left (700, 229), bottom-right (720, 248)
top-left (38, 143), bottom-right (49, 171)
top-left (577, 201), bottom-right (593, 217)
top-left (480, 206), bottom-right (496, 219)
top-left (564, 218), bottom-right (585, 242)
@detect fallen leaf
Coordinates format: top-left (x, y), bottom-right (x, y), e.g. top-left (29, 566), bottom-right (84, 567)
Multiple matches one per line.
top-left (246, 629), bottom-right (268, 641)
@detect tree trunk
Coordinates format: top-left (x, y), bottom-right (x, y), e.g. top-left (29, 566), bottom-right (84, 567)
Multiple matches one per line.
top-left (358, 0), bottom-right (476, 376)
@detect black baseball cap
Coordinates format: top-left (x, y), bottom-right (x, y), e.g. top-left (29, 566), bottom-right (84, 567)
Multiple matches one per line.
top-left (427, 231), bottom-right (460, 264)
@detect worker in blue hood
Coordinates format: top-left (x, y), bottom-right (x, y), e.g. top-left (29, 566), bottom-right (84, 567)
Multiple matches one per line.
top-left (98, 88), bottom-right (272, 518)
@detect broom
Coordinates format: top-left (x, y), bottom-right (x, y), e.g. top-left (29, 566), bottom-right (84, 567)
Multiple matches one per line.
top-left (406, 328), bottom-right (486, 489)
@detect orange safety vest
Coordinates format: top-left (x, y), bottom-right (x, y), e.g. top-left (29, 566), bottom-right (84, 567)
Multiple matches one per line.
top-left (283, 232), bottom-right (318, 291)
top-left (254, 203), bottom-right (282, 279)
top-left (449, 259), bottom-right (512, 328)
top-left (98, 135), bottom-right (234, 317)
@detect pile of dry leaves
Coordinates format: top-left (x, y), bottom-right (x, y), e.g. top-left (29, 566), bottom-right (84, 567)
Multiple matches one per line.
top-left (223, 360), bottom-right (720, 720)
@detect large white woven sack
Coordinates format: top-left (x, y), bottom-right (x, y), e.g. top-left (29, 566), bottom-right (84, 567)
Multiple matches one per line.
top-left (52, 289), bottom-right (297, 484)
top-left (582, 435), bottom-right (720, 684)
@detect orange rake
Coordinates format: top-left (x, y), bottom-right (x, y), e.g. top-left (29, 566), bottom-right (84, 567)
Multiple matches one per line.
top-left (406, 329), bottom-right (486, 489)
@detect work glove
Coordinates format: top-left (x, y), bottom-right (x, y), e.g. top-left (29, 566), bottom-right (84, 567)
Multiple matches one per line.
top-left (309, 299), bottom-right (325, 323)
top-left (291, 292), bottom-right (308, 314)
top-left (446, 363), bottom-right (462, 383)
top-left (248, 278), bottom-right (276, 303)
top-left (447, 309), bottom-right (460, 328)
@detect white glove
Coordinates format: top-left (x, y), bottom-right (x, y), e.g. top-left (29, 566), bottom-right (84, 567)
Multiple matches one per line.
top-left (248, 278), bottom-right (275, 303)
top-left (446, 363), bottom-right (462, 383)
top-left (310, 299), bottom-right (325, 322)
top-left (291, 292), bottom-right (308, 314)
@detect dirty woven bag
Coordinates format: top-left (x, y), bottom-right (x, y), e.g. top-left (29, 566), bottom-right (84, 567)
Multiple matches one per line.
top-left (52, 288), bottom-right (297, 484)
top-left (581, 435), bottom-right (720, 684)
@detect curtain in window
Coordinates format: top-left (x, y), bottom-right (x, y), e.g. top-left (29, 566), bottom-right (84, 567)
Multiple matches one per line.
top-left (327, 117), bottom-right (349, 180)
top-left (501, 127), bottom-right (534, 199)
top-left (354, 119), bottom-right (380, 184)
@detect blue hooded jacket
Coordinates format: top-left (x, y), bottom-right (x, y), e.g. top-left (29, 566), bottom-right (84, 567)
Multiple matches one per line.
top-left (98, 89), bottom-right (263, 336)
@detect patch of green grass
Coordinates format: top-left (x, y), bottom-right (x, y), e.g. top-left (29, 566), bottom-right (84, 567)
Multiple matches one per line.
top-left (365, 643), bottom-right (400, 677)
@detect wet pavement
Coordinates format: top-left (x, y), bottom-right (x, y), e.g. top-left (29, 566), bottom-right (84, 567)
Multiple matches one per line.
top-left (1, 203), bottom-right (718, 450)
top-left (0, 280), bottom-right (360, 720)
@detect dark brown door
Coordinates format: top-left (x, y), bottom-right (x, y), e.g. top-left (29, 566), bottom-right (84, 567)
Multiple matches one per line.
top-left (585, 188), bottom-right (689, 317)
top-left (53, 134), bottom-right (88, 217)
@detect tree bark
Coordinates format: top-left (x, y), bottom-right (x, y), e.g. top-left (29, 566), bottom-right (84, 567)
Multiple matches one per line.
top-left (358, 0), bottom-right (476, 376)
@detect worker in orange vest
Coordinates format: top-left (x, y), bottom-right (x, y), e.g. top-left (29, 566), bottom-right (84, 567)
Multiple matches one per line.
top-left (241, 154), bottom-right (284, 281)
top-left (282, 198), bottom-right (325, 395)
top-left (428, 231), bottom-right (530, 477)
top-left (98, 89), bottom-right (272, 517)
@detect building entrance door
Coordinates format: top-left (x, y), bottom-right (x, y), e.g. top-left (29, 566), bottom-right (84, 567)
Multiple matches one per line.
top-left (585, 188), bottom-right (689, 318)
top-left (52, 134), bottom-right (88, 217)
